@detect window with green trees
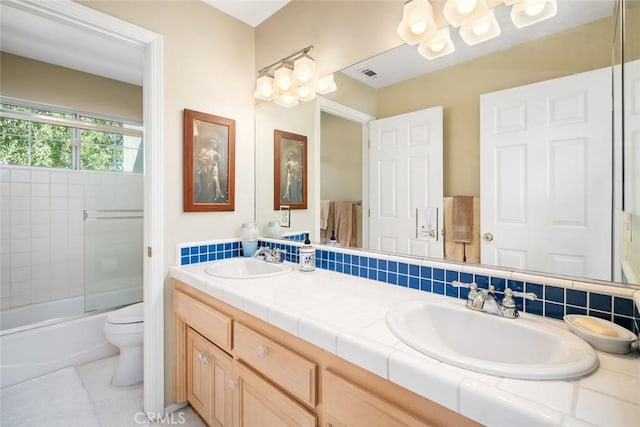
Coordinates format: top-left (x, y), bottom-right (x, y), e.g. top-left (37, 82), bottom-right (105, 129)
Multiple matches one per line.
top-left (0, 102), bottom-right (143, 173)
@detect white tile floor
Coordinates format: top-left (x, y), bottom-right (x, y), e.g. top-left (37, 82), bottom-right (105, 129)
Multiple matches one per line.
top-left (77, 356), bottom-right (206, 427)
top-left (2, 356), bottom-right (206, 427)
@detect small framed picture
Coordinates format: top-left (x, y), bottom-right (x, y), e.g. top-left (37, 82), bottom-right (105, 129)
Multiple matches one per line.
top-left (274, 129), bottom-right (307, 210)
top-left (183, 109), bottom-right (235, 212)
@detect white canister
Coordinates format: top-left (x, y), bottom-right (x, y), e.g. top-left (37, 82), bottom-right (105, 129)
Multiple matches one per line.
top-left (266, 221), bottom-right (281, 238)
top-left (299, 234), bottom-right (315, 271)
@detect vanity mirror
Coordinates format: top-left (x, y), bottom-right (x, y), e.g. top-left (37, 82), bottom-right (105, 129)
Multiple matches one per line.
top-left (255, 0), bottom-right (640, 287)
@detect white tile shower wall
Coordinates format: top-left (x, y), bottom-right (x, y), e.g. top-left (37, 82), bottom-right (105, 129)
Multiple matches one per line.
top-left (0, 165), bottom-right (143, 310)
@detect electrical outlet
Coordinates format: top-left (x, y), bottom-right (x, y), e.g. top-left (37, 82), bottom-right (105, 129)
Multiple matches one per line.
top-left (279, 205), bottom-right (290, 228)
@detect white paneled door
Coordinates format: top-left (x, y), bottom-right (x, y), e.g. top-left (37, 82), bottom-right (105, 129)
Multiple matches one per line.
top-left (369, 107), bottom-right (444, 258)
top-left (480, 68), bottom-right (612, 280)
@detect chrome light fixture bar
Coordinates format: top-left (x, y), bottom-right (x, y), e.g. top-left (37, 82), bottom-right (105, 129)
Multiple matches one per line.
top-left (398, 0), bottom-right (558, 61)
top-left (254, 45), bottom-right (337, 108)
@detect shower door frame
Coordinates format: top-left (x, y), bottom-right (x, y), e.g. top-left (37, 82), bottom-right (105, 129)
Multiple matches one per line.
top-left (3, 0), bottom-right (166, 416)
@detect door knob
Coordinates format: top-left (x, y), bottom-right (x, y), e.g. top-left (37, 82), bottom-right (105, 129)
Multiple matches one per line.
top-left (483, 232), bottom-right (494, 242)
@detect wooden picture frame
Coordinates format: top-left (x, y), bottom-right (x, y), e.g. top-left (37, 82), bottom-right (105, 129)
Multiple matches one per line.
top-left (183, 109), bottom-right (235, 212)
top-left (274, 130), bottom-right (307, 210)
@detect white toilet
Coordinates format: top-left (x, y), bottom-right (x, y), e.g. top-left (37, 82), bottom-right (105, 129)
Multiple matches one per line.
top-left (103, 302), bottom-right (144, 386)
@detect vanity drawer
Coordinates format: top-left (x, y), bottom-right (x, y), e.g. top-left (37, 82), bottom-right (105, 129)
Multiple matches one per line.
top-left (234, 323), bottom-right (317, 407)
top-left (323, 370), bottom-right (430, 427)
top-left (174, 290), bottom-right (232, 352)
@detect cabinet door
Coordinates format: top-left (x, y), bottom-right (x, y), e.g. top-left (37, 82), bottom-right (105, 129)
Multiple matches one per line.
top-left (187, 327), bottom-right (234, 427)
top-left (233, 361), bottom-right (316, 427)
top-left (210, 343), bottom-right (234, 427)
top-left (323, 370), bottom-right (430, 427)
top-left (187, 327), bottom-right (212, 422)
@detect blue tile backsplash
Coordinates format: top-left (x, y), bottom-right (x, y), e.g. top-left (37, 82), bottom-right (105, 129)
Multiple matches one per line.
top-left (177, 238), bottom-right (639, 335)
top-left (179, 240), bottom-right (241, 265)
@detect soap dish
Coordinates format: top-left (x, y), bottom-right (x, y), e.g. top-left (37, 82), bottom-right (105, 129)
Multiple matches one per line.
top-left (564, 315), bottom-right (637, 354)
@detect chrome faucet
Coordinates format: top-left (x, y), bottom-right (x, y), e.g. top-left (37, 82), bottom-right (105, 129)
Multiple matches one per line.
top-left (453, 281), bottom-right (537, 319)
top-left (253, 247), bottom-right (284, 264)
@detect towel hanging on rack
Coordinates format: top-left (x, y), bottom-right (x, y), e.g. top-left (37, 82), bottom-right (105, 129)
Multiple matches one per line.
top-left (452, 196), bottom-right (473, 243)
top-left (333, 201), bottom-right (357, 247)
top-left (320, 200), bottom-right (331, 230)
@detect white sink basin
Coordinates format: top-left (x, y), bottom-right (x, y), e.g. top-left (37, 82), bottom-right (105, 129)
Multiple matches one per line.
top-left (386, 299), bottom-right (598, 380)
top-left (204, 257), bottom-right (294, 279)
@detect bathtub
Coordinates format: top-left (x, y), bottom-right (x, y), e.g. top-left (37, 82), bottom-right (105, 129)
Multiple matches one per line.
top-left (0, 289), bottom-right (142, 388)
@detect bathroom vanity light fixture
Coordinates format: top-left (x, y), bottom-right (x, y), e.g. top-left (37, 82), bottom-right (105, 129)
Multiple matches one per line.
top-left (254, 45), bottom-right (337, 108)
top-left (398, 0), bottom-right (558, 60)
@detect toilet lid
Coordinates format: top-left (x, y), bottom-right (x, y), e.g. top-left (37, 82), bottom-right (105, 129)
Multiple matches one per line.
top-left (108, 302), bottom-right (144, 324)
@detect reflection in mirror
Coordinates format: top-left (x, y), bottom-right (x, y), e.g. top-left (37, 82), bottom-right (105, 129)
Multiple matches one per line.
top-left (621, 0), bottom-right (640, 284)
top-left (255, 0), bottom-right (639, 287)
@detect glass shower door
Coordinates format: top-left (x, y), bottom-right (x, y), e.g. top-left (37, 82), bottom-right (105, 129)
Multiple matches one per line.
top-left (83, 172), bottom-right (143, 312)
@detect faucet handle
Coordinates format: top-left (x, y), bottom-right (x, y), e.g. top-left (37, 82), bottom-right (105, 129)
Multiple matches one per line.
top-left (271, 247), bottom-right (286, 263)
top-left (502, 288), bottom-right (517, 309)
top-left (508, 288), bottom-right (538, 301)
top-left (452, 281), bottom-right (478, 306)
top-left (451, 281), bottom-right (477, 290)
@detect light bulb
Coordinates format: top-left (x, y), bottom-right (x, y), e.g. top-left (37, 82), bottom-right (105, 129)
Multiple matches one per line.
top-left (316, 74), bottom-right (337, 94)
top-left (281, 93), bottom-right (295, 105)
top-left (455, 0), bottom-right (477, 15)
top-left (274, 65), bottom-right (293, 91)
top-left (524, 0), bottom-right (546, 17)
top-left (274, 92), bottom-right (299, 108)
top-left (258, 81), bottom-right (273, 97)
top-left (296, 85), bottom-right (316, 102)
top-left (297, 71), bottom-right (311, 83)
top-left (298, 86), bottom-right (311, 97)
top-left (472, 20), bottom-right (490, 36)
top-left (293, 55), bottom-right (317, 84)
top-left (254, 75), bottom-right (276, 100)
top-left (410, 20), bottom-right (428, 35)
top-left (429, 40), bottom-right (445, 53)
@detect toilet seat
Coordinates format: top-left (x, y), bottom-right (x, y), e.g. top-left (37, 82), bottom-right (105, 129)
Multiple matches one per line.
top-left (107, 302), bottom-right (144, 324)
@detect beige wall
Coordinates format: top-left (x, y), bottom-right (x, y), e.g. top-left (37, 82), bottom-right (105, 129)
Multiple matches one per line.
top-left (77, 0), bottom-right (255, 405)
top-left (256, 1), bottom-right (402, 77)
top-left (320, 112), bottom-right (362, 202)
top-left (0, 52), bottom-right (142, 122)
top-left (627, 1), bottom-right (640, 61)
top-left (377, 16), bottom-right (615, 197)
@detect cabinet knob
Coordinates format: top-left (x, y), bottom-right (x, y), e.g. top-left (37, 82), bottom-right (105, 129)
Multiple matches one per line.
top-left (483, 232), bottom-right (494, 242)
top-left (256, 345), bottom-right (268, 359)
top-left (228, 379), bottom-right (238, 390)
top-left (197, 351), bottom-right (209, 365)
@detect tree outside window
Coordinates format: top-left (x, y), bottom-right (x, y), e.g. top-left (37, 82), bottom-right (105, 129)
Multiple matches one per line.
top-left (0, 103), bottom-right (143, 173)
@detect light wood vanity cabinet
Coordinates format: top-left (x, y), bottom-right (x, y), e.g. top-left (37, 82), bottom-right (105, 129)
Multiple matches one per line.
top-left (186, 327), bottom-right (234, 427)
top-left (173, 280), bottom-right (480, 427)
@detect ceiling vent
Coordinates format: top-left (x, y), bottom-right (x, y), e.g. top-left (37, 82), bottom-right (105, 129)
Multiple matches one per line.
top-left (359, 68), bottom-right (378, 78)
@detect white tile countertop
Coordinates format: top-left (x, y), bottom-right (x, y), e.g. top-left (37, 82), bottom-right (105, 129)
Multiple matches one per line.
top-left (169, 261), bottom-right (640, 427)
